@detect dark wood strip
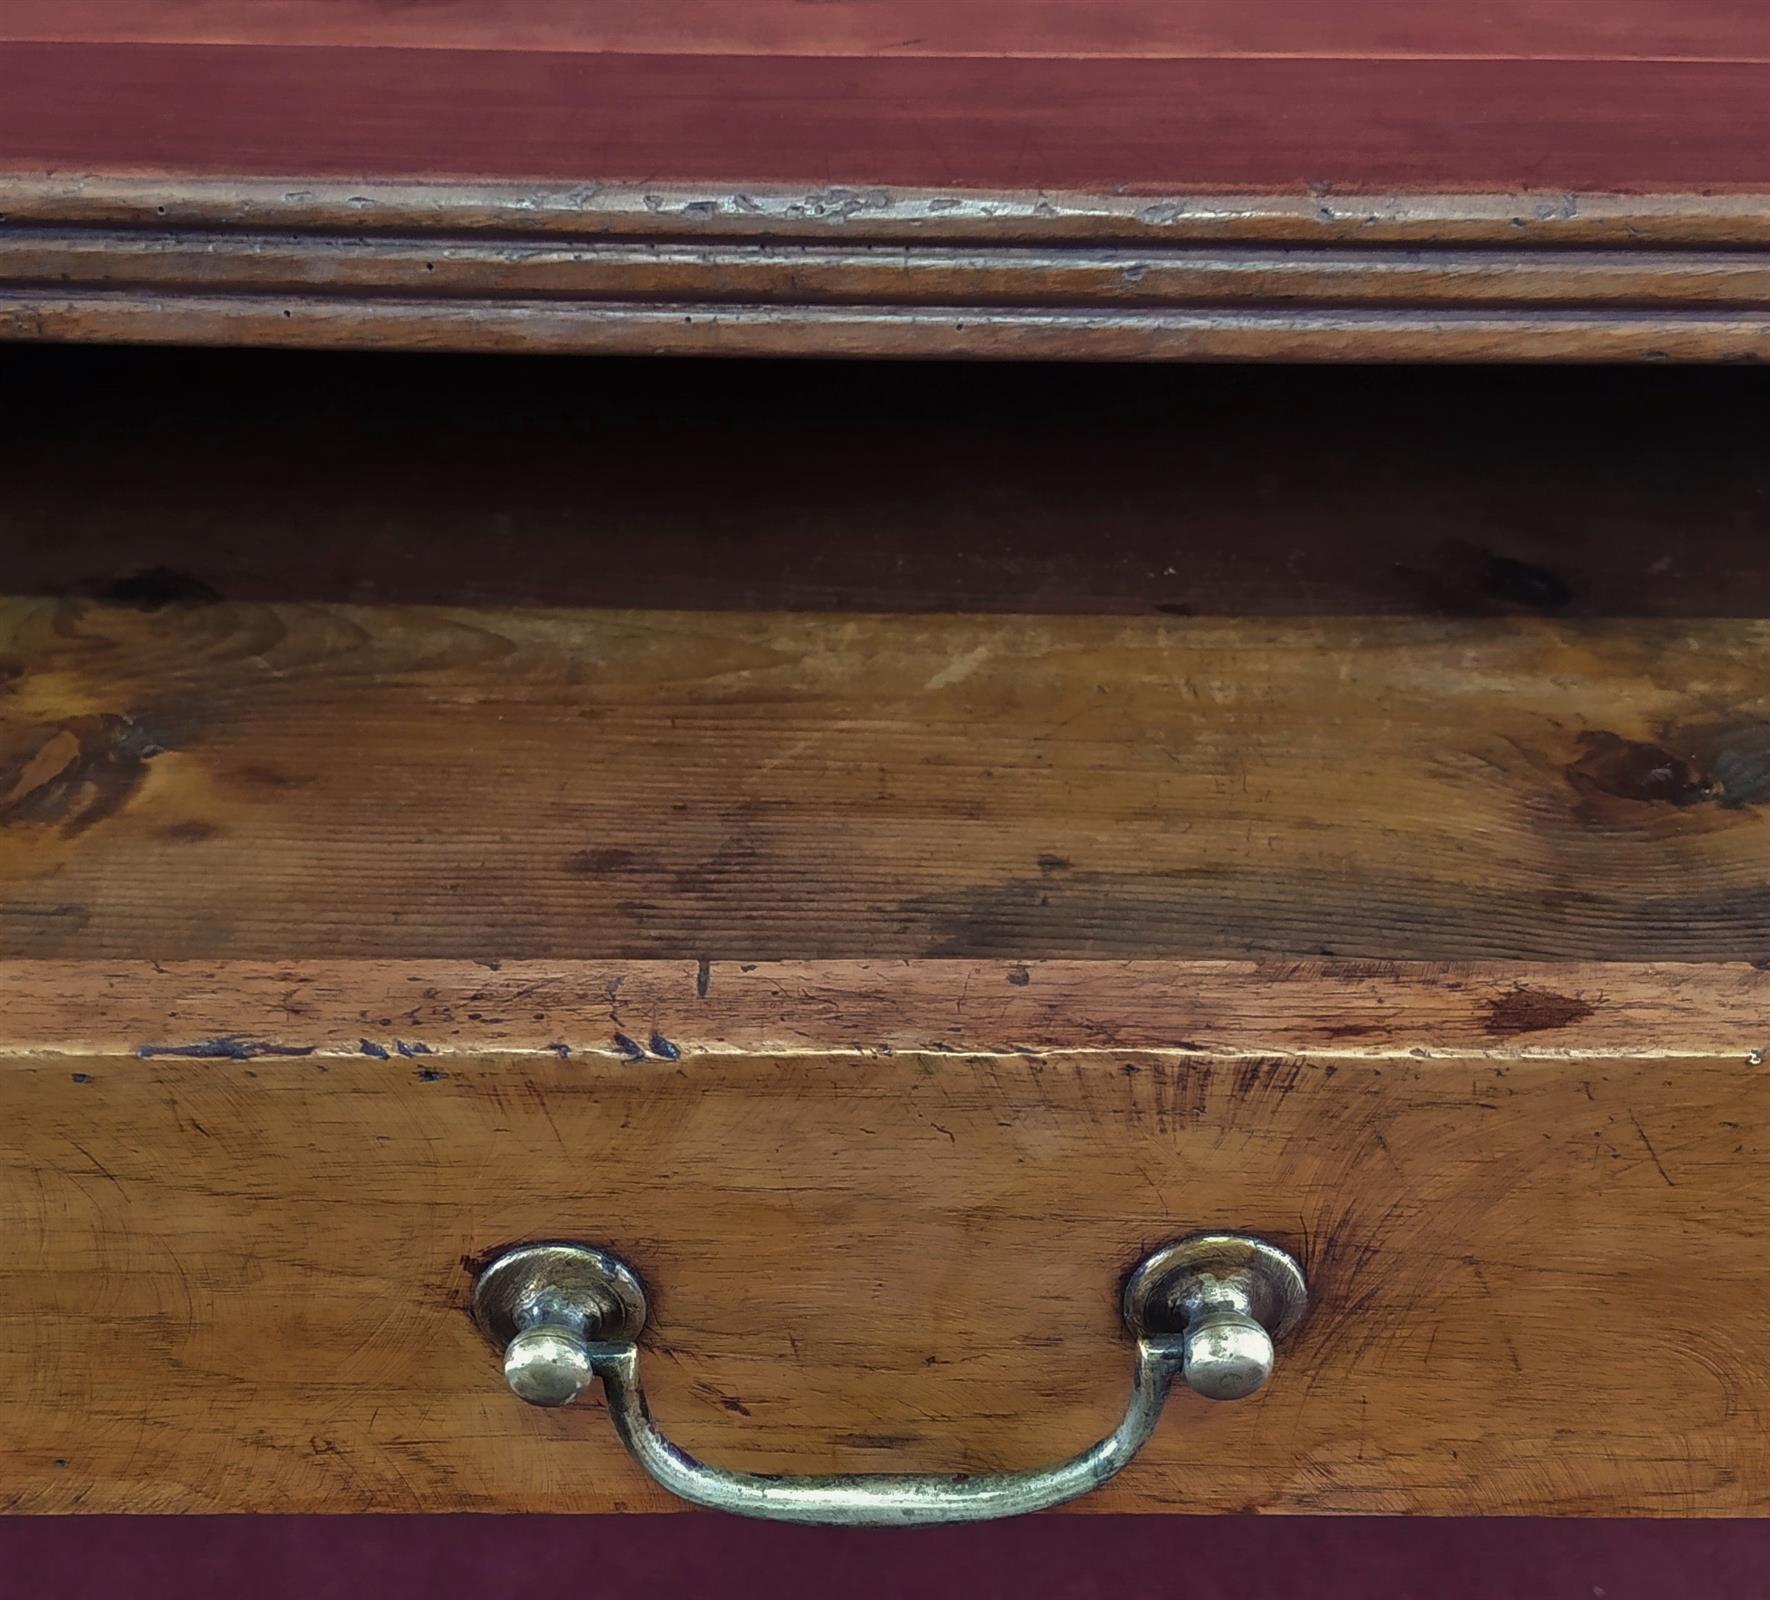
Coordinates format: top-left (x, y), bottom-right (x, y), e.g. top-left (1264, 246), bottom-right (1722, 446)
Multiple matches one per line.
top-left (8, 44), bottom-right (1770, 191)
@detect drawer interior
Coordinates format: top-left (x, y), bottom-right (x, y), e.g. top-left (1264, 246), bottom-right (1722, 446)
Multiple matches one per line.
top-left (3, 347), bottom-right (1767, 966)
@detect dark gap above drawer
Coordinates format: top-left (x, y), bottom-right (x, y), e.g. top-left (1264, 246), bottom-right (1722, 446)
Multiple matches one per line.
top-left (3, 346), bottom-right (1768, 618)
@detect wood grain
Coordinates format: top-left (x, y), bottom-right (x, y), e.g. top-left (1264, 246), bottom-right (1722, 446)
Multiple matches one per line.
top-left (21, 230), bottom-right (1770, 312)
top-left (13, 295), bottom-right (1770, 362)
top-left (8, 44), bottom-right (1770, 193)
top-left (5, 598), bottom-right (1770, 963)
top-left (5, 0), bottom-right (1761, 63)
top-left (0, 961), bottom-right (1763, 1515)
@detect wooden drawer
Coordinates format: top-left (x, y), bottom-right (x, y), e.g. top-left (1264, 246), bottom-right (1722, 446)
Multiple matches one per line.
top-left (2, 349), bottom-right (1767, 1517)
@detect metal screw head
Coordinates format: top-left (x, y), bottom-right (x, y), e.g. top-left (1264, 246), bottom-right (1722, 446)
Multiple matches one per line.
top-left (1181, 1308), bottom-right (1275, 1400)
top-left (504, 1324), bottom-right (596, 1407)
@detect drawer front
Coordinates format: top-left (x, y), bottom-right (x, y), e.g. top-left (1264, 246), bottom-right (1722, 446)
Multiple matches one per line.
top-left (1, 960), bottom-right (1763, 1515)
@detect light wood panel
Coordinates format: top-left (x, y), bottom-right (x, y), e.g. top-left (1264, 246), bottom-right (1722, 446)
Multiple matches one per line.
top-left (0, 965), bottom-right (1763, 1515)
top-left (4, 598), bottom-right (1770, 962)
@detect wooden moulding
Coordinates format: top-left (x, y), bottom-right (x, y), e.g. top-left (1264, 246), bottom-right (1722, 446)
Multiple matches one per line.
top-left (4, 178), bottom-right (1770, 359)
top-left (6, 958), bottom-right (1770, 1063)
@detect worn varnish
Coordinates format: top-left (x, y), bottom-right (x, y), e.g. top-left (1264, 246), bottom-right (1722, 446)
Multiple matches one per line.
top-left (7, 959), bottom-right (1770, 1061)
top-left (0, 957), bottom-right (1764, 1514)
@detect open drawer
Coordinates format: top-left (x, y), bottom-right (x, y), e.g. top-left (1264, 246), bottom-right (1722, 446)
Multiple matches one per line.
top-left (1, 348), bottom-right (1766, 1517)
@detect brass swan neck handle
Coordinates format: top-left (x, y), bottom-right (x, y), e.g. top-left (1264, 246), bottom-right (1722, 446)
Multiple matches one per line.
top-left (472, 1233), bottom-right (1308, 1527)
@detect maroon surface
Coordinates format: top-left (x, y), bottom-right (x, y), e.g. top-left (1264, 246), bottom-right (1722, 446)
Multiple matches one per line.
top-left (8, 42), bottom-right (1770, 190)
top-left (1, 1517), bottom-right (1767, 1598)
top-left (2, 0), bottom-right (1756, 61)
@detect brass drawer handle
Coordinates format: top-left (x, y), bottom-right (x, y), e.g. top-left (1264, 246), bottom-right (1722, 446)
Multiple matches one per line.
top-left (472, 1232), bottom-right (1307, 1526)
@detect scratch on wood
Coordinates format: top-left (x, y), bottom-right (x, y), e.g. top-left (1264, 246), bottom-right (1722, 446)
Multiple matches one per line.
top-left (1629, 1110), bottom-right (1676, 1186)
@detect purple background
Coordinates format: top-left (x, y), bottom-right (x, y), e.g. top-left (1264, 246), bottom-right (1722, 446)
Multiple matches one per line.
top-left (3, 1518), bottom-right (1765, 1598)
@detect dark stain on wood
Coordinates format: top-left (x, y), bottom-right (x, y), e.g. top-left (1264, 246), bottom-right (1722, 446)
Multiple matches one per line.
top-left (1485, 987), bottom-right (1596, 1037)
top-left (1480, 552), bottom-right (1574, 611)
top-left (567, 847), bottom-right (639, 875)
top-left (458, 1242), bottom-right (510, 1287)
top-left (0, 714), bottom-right (164, 837)
top-left (648, 1030), bottom-right (681, 1061)
top-left (612, 1031), bottom-right (646, 1061)
top-left (82, 567), bottom-right (223, 611)
top-left (1566, 732), bottom-right (1716, 807)
top-left (1691, 723), bottom-right (1770, 810)
top-left (696, 957), bottom-right (711, 998)
top-left (359, 1039), bottom-right (390, 1059)
top-left (230, 764), bottom-right (310, 791)
top-left (161, 819), bottom-right (223, 843)
top-left (1412, 543), bottom-right (1578, 617)
top-left (1006, 963), bottom-right (1031, 986)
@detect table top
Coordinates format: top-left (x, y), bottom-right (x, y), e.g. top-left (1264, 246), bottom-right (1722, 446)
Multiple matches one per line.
top-left (6, 1), bottom-right (1770, 192)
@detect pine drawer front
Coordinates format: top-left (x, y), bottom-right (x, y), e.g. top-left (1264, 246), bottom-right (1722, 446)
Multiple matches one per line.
top-left (0, 958), bottom-right (1764, 1516)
